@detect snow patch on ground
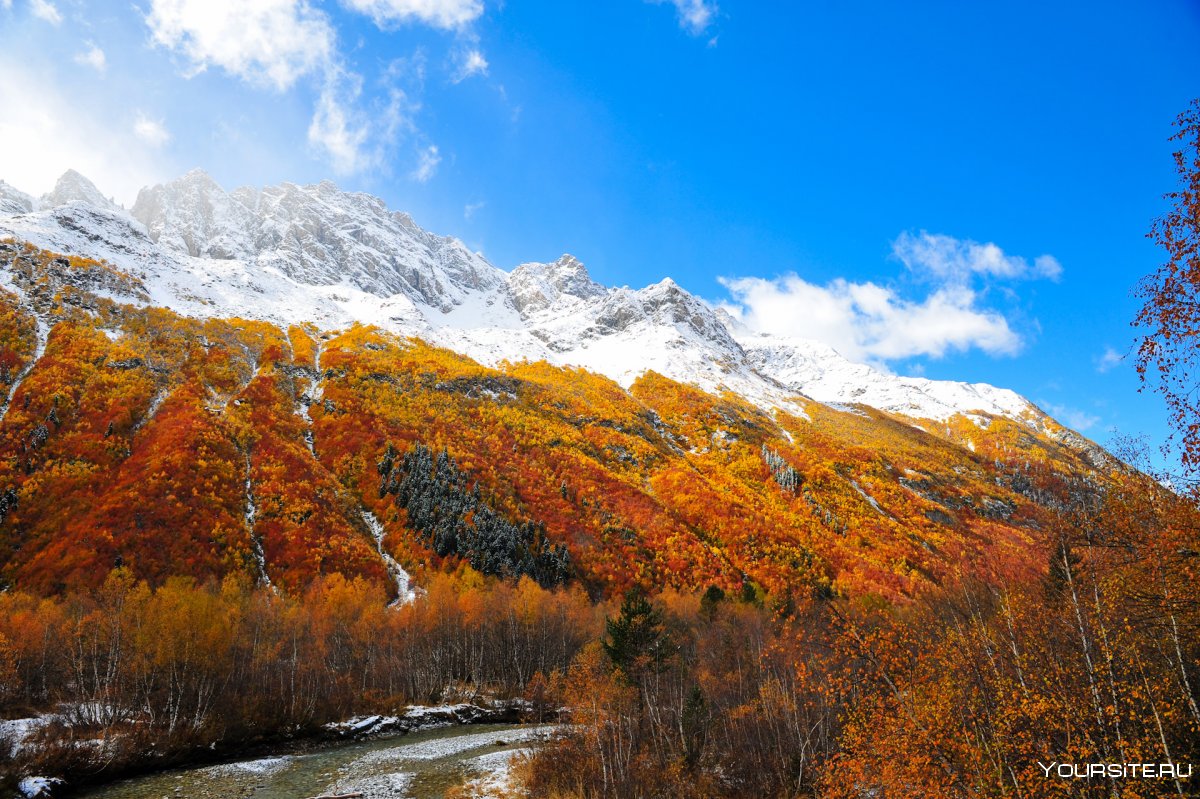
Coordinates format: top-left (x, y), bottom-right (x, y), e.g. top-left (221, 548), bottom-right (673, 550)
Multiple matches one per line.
top-left (242, 453), bottom-right (272, 590)
top-left (850, 480), bottom-right (886, 516)
top-left (350, 725), bottom-right (556, 767)
top-left (200, 755), bottom-right (294, 777)
top-left (738, 332), bottom-right (1037, 423)
top-left (325, 771), bottom-right (414, 798)
top-left (131, 386), bottom-right (169, 433)
top-left (0, 716), bottom-right (53, 752)
top-left (18, 776), bottom-right (63, 798)
top-left (361, 509), bottom-right (418, 605)
top-left (459, 748), bottom-right (531, 797)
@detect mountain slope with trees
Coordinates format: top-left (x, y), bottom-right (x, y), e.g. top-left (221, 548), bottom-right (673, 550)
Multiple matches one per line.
top-left (0, 241), bottom-right (1132, 603)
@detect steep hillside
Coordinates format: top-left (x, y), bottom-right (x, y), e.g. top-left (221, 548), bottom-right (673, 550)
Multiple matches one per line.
top-left (0, 240), bottom-right (1129, 600)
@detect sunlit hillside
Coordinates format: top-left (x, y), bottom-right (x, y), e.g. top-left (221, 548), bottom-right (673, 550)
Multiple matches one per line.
top-left (0, 242), bottom-right (1145, 601)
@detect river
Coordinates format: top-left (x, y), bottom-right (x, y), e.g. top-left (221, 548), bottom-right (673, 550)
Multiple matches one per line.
top-left (74, 723), bottom-right (556, 799)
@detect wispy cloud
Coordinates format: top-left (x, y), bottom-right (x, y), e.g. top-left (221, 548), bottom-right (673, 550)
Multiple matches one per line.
top-left (75, 42), bottom-right (107, 73)
top-left (653, 0), bottom-right (718, 35)
top-left (893, 230), bottom-right (1062, 283)
top-left (339, 0), bottom-right (483, 30)
top-left (133, 112), bottom-right (170, 147)
top-left (0, 55), bottom-right (165, 203)
top-left (464, 200), bottom-right (485, 219)
top-left (1041, 401), bottom-right (1100, 432)
top-left (453, 48), bottom-right (488, 82)
top-left (1096, 346), bottom-right (1123, 373)
top-left (145, 0), bottom-right (335, 91)
top-left (144, 0), bottom-right (469, 178)
top-left (721, 230), bottom-right (1062, 368)
top-left (308, 69), bottom-right (374, 174)
top-left (721, 275), bottom-right (1020, 365)
top-left (411, 145), bottom-right (441, 183)
top-left (30, 0), bottom-right (61, 25)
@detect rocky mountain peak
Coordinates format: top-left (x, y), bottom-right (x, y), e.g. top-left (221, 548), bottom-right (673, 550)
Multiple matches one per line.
top-left (132, 169), bottom-right (257, 260)
top-left (628, 277), bottom-right (743, 353)
top-left (509, 254), bottom-right (607, 316)
top-left (548, 254), bottom-right (606, 296)
top-left (42, 170), bottom-right (120, 214)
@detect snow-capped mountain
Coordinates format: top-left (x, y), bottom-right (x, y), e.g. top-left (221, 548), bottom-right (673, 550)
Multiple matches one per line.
top-left (0, 180), bottom-right (36, 216)
top-left (42, 169), bottom-right (123, 215)
top-left (0, 169), bottom-right (1041, 426)
top-left (131, 170), bottom-right (510, 308)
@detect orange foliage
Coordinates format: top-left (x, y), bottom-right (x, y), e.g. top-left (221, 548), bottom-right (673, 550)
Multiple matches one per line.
top-left (0, 243), bottom-right (1161, 610)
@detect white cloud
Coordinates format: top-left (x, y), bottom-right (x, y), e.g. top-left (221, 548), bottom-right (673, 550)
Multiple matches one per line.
top-left (452, 48), bottom-right (488, 82)
top-left (340, 0), bottom-right (483, 30)
top-left (140, 0), bottom-right (482, 178)
top-left (307, 65), bottom-right (416, 174)
top-left (145, 0), bottom-right (335, 91)
top-left (410, 144), bottom-right (441, 182)
top-left (463, 200), bottom-right (484, 219)
top-left (133, 113), bottom-right (171, 147)
top-left (1, 0), bottom-right (12, 11)
top-left (0, 56), bottom-right (166, 205)
top-left (30, 0), bottom-right (61, 25)
top-left (75, 43), bottom-right (107, 73)
top-left (1040, 401), bottom-right (1100, 432)
top-left (893, 230), bottom-right (1062, 283)
top-left (316, 75), bottom-right (426, 180)
top-left (655, 0), bottom-right (717, 35)
top-left (144, 0), bottom-right (449, 177)
top-left (720, 229), bottom-right (1057, 366)
top-left (720, 274), bottom-right (1020, 365)
top-left (308, 71), bottom-right (372, 174)
top-left (1096, 346), bottom-right (1122, 373)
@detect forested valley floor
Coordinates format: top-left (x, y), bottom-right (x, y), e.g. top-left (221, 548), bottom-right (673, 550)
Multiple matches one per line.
top-left (2, 497), bottom-right (1198, 799)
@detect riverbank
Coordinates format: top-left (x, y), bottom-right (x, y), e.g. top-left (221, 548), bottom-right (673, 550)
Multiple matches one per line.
top-left (5, 700), bottom-right (548, 799)
top-left (72, 723), bottom-right (558, 799)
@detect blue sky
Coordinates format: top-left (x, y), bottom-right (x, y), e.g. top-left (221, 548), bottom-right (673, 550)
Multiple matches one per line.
top-left (1, 0), bottom-right (1198, 466)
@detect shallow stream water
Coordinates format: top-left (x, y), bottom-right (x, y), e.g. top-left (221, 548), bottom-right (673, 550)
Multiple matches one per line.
top-left (76, 723), bottom-right (553, 799)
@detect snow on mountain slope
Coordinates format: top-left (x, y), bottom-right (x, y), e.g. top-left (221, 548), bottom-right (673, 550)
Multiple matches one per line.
top-left (132, 169), bottom-right (259, 261)
top-left (737, 333), bottom-right (1035, 422)
top-left (0, 181), bottom-right (36, 216)
top-left (0, 198), bottom-right (431, 334)
top-left (0, 169), bottom-right (1046, 427)
top-left (132, 172), bottom-right (515, 318)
